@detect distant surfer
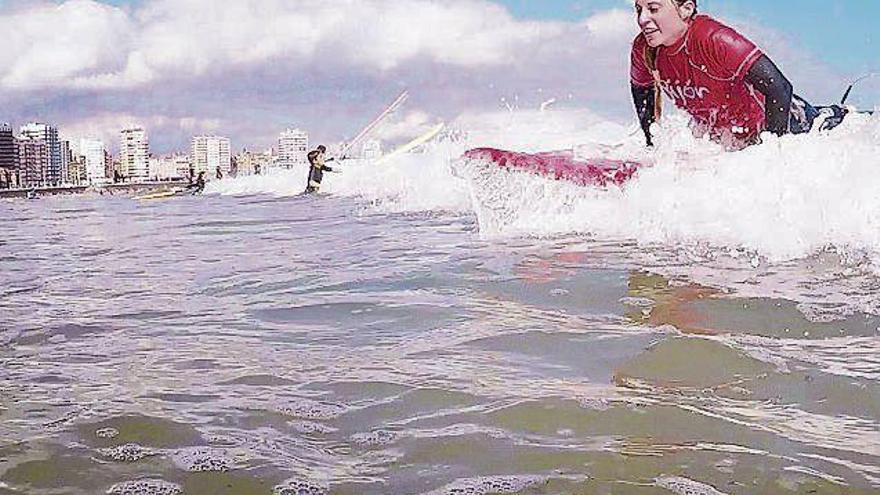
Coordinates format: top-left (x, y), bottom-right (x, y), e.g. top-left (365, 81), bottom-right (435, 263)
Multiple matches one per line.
top-left (185, 171), bottom-right (206, 195)
top-left (630, 0), bottom-right (848, 149)
top-left (215, 165), bottom-right (224, 180)
top-left (305, 147), bottom-right (338, 194)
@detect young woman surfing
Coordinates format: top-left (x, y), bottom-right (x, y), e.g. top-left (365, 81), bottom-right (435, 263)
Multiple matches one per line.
top-left (630, 0), bottom-right (846, 149)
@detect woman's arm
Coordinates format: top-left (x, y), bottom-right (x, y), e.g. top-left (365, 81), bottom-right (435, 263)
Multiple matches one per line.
top-left (631, 84), bottom-right (657, 147)
top-left (745, 54), bottom-right (793, 136)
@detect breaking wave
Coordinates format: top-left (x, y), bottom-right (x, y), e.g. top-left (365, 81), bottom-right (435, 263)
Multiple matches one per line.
top-left (209, 106), bottom-right (880, 313)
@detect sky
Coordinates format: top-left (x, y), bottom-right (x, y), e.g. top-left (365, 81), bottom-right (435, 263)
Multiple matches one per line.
top-left (0, 0), bottom-right (878, 154)
top-left (499, 1), bottom-right (880, 73)
top-left (89, 0), bottom-right (880, 74)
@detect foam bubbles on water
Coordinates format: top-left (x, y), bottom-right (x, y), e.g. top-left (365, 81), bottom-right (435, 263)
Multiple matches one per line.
top-left (276, 399), bottom-right (348, 421)
top-left (171, 447), bottom-right (234, 472)
top-left (620, 297), bottom-right (656, 308)
top-left (722, 333), bottom-right (880, 380)
top-left (273, 479), bottom-right (328, 495)
top-left (205, 434), bottom-right (239, 446)
top-left (95, 427), bottom-right (119, 439)
top-left (795, 301), bottom-right (854, 323)
top-left (290, 421), bottom-right (337, 435)
top-left (576, 397), bottom-right (613, 412)
top-left (98, 443), bottom-right (158, 462)
top-left (106, 479), bottom-right (182, 495)
top-left (424, 475), bottom-right (547, 495)
top-left (351, 429), bottom-right (398, 447)
top-left (655, 476), bottom-right (728, 495)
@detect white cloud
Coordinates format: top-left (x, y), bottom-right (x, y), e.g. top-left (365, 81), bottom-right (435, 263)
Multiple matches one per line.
top-left (178, 116), bottom-right (221, 133)
top-left (59, 112), bottom-right (221, 151)
top-left (0, 0), bottom-right (587, 90)
top-left (336, 0), bottom-right (567, 70)
top-left (59, 112), bottom-right (158, 147)
top-left (584, 8), bottom-right (637, 42)
top-left (0, 0), bottom-right (133, 89)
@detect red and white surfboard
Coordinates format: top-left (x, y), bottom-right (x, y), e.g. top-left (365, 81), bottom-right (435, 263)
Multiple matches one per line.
top-left (462, 148), bottom-right (644, 187)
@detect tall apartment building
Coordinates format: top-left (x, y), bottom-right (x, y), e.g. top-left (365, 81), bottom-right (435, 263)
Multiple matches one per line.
top-left (0, 123), bottom-right (17, 188)
top-left (17, 137), bottom-right (48, 188)
top-left (60, 140), bottom-right (72, 184)
top-left (19, 123), bottom-right (60, 186)
top-left (172, 154), bottom-right (191, 179)
top-left (191, 136), bottom-right (231, 177)
top-left (277, 128), bottom-right (308, 169)
top-left (68, 156), bottom-right (87, 185)
top-left (80, 138), bottom-right (108, 185)
top-left (0, 123), bottom-right (16, 169)
top-left (119, 127), bottom-right (150, 181)
top-left (105, 150), bottom-right (118, 182)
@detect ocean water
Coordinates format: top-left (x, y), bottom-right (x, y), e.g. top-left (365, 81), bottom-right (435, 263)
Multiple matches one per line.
top-left (1, 108), bottom-right (880, 494)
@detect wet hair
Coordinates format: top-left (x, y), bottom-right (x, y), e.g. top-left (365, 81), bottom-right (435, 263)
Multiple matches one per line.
top-left (316, 145), bottom-right (327, 153)
top-left (636, 0), bottom-right (697, 20)
top-left (307, 150), bottom-right (320, 164)
top-left (673, 0), bottom-right (697, 14)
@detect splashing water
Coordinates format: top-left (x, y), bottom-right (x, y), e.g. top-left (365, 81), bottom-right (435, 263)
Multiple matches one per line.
top-left (212, 107), bottom-right (880, 263)
top-left (209, 106), bottom-right (880, 317)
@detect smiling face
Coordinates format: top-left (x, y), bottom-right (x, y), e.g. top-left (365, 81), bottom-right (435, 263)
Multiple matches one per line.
top-left (635, 0), bottom-right (695, 48)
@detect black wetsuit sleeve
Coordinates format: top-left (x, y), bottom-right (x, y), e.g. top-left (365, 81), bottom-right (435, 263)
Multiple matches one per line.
top-left (745, 54), bottom-right (793, 136)
top-left (631, 84), bottom-right (656, 147)
top-left (322, 165), bottom-right (334, 172)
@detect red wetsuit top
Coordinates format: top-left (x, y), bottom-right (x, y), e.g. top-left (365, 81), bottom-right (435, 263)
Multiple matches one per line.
top-left (630, 15), bottom-right (765, 146)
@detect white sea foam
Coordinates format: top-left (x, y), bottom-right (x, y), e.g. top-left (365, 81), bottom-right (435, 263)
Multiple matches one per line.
top-left (457, 109), bottom-right (880, 265)
top-left (655, 476), bottom-right (728, 495)
top-left (210, 106), bottom-right (880, 277)
top-left (723, 333), bottom-right (880, 381)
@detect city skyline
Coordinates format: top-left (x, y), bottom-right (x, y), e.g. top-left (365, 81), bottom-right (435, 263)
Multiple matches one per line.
top-left (0, 117), bottom-right (316, 188)
top-left (2, 1), bottom-right (877, 155)
top-left (0, 117), bottom-right (303, 157)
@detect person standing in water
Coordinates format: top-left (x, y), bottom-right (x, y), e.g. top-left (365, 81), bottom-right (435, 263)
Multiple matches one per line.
top-left (630, 0), bottom-right (847, 149)
top-left (305, 148), bottom-right (337, 194)
top-left (185, 171), bottom-right (206, 195)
